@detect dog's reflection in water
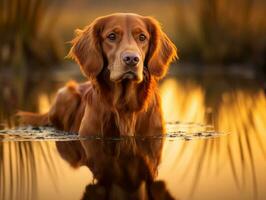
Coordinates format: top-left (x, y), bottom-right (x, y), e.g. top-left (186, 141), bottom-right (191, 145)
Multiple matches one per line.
top-left (56, 138), bottom-right (174, 200)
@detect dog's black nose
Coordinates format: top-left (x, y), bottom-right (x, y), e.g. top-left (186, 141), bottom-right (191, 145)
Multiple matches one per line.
top-left (122, 52), bottom-right (140, 66)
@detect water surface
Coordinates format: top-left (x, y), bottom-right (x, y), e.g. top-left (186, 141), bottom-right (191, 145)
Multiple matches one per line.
top-left (0, 66), bottom-right (266, 200)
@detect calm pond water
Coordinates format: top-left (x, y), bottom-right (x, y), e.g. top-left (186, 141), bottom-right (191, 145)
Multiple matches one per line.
top-left (0, 65), bottom-right (266, 200)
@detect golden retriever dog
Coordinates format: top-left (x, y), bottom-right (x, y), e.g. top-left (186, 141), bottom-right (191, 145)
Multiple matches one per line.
top-left (19, 13), bottom-right (177, 136)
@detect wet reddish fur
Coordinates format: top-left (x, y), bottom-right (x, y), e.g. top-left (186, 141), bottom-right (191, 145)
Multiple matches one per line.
top-left (19, 13), bottom-right (177, 136)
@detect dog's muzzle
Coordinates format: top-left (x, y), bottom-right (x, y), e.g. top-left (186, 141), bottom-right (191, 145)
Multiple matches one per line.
top-left (122, 71), bottom-right (138, 80)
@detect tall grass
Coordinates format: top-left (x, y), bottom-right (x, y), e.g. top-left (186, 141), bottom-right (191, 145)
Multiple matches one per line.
top-left (0, 0), bottom-right (63, 68)
top-left (176, 0), bottom-right (266, 67)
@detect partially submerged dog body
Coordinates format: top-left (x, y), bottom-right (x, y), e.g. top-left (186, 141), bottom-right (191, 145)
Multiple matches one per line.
top-left (19, 13), bottom-right (177, 136)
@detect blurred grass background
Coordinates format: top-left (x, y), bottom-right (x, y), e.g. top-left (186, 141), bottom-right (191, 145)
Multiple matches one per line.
top-left (0, 0), bottom-right (64, 68)
top-left (0, 0), bottom-right (265, 71)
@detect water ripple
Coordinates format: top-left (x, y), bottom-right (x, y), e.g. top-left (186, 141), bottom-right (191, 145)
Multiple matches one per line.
top-left (0, 122), bottom-right (228, 142)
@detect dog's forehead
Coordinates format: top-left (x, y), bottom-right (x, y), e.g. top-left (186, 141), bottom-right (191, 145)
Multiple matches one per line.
top-left (102, 14), bottom-right (147, 33)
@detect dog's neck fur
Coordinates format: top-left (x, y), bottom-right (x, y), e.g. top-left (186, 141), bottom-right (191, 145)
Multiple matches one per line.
top-left (93, 67), bottom-right (155, 135)
top-left (96, 67), bottom-right (154, 112)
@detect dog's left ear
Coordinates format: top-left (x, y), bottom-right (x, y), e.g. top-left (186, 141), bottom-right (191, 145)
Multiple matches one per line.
top-left (67, 18), bottom-right (104, 79)
top-left (144, 17), bottom-right (178, 79)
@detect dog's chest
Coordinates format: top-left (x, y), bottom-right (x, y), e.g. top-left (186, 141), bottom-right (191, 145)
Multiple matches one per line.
top-left (101, 111), bottom-right (138, 136)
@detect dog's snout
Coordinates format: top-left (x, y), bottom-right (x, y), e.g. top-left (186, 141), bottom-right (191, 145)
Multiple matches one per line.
top-left (122, 52), bottom-right (140, 66)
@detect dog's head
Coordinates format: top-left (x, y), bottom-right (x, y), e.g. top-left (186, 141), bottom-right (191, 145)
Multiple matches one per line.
top-left (69, 13), bottom-right (177, 83)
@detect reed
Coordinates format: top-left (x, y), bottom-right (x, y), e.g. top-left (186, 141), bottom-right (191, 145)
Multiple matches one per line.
top-left (0, 141), bottom-right (58, 200)
top-left (0, 0), bottom-right (63, 68)
top-left (176, 0), bottom-right (266, 67)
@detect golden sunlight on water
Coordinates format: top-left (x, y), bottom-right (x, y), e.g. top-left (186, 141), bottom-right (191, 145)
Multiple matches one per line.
top-left (38, 93), bottom-right (51, 114)
top-left (1, 77), bottom-right (266, 200)
top-left (159, 78), bottom-right (266, 200)
top-left (160, 78), bottom-right (206, 124)
top-left (160, 78), bottom-right (266, 135)
top-left (0, 141), bottom-right (91, 200)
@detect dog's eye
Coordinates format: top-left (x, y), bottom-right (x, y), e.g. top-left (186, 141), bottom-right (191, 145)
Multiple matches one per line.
top-left (139, 34), bottom-right (146, 41)
top-left (107, 33), bottom-right (116, 41)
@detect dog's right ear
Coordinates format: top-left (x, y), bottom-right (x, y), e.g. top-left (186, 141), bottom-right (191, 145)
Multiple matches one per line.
top-left (68, 19), bottom-right (104, 78)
